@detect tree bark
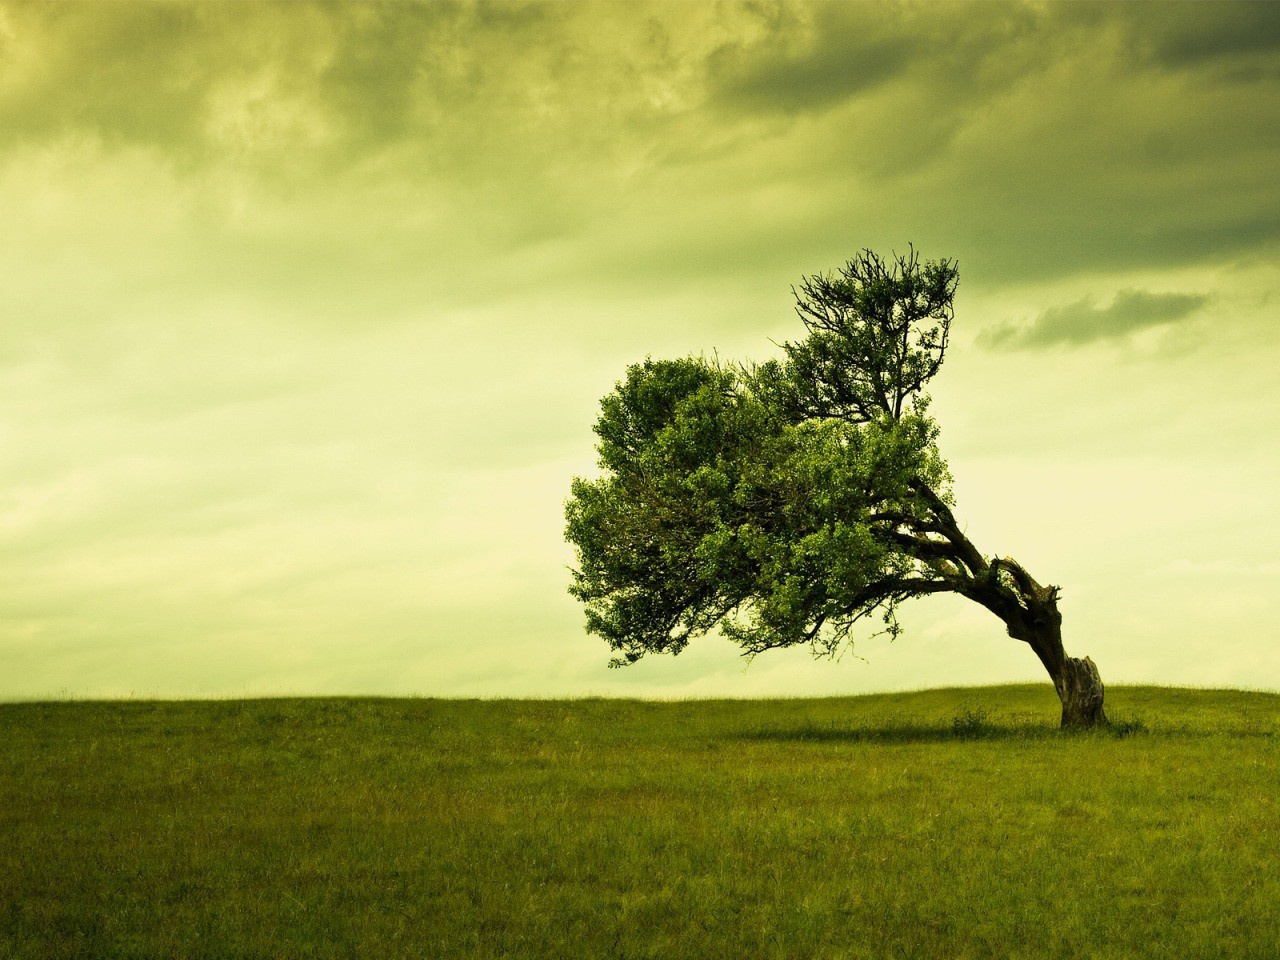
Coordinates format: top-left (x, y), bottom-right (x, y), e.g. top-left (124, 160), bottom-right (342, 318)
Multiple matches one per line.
top-left (1011, 602), bottom-right (1108, 730)
top-left (1053, 654), bottom-right (1107, 729)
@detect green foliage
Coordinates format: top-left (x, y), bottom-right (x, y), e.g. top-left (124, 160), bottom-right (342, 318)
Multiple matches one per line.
top-left (781, 247), bottom-right (957, 423)
top-left (3, 688), bottom-right (1277, 959)
top-left (566, 249), bottom-right (960, 666)
top-left (1104, 717), bottom-right (1150, 739)
top-left (951, 705), bottom-right (995, 739)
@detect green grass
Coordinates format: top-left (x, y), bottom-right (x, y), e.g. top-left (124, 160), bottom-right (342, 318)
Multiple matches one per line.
top-left (2, 685), bottom-right (1278, 959)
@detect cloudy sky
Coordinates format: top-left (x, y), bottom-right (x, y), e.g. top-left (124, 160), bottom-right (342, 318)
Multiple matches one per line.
top-left (2, 1), bottom-right (1278, 700)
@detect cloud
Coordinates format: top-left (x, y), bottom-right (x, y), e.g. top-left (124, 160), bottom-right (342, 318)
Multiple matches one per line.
top-left (704, 2), bottom-right (1053, 117)
top-left (2, 2), bottom-right (1279, 289)
top-left (977, 289), bottom-right (1210, 350)
top-left (0, 2), bottom-right (574, 175)
top-left (1124, 1), bottom-right (1280, 69)
top-left (705, 6), bottom-right (917, 114)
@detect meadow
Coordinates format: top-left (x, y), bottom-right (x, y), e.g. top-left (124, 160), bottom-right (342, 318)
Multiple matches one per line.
top-left (2, 685), bottom-right (1277, 959)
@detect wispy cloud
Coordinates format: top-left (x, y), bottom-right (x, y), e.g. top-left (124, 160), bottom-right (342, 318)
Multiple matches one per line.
top-left (978, 289), bottom-right (1210, 350)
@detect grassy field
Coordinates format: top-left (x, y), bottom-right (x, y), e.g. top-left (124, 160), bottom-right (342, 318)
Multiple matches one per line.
top-left (2, 685), bottom-right (1278, 959)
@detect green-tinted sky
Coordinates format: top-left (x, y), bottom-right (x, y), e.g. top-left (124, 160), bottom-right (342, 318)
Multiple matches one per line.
top-left (2, 1), bottom-right (1278, 699)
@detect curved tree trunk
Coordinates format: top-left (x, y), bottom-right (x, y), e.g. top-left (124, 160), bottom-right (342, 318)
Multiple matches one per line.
top-left (1012, 601), bottom-right (1108, 729)
top-left (900, 481), bottom-right (1109, 728)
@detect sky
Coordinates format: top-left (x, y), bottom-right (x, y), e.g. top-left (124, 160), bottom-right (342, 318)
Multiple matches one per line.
top-left (1, 0), bottom-right (1278, 701)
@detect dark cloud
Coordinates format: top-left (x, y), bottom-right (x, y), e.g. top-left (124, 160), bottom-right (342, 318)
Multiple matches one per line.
top-left (0, 3), bottom-right (209, 150)
top-left (0, 1), bottom-right (559, 165)
top-left (1134, 2), bottom-right (1280, 68)
top-left (686, 1), bottom-right (1280, 286)
top-left (978, 290), bottom-right (1210, 350)
top-left (704, 2), bottom-right (1044, 116)
top-left (2, 0), bottom-right (1278, 294)
top-left (707, 30), bottom-right (914, 113)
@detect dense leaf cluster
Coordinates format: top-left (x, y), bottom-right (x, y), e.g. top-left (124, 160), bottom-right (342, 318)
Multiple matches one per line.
top-left (566, 251), bottom-right (959, 666)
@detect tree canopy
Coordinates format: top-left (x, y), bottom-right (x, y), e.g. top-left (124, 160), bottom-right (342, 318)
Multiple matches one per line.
top-left (565, 249), bottom-right (1108, 727)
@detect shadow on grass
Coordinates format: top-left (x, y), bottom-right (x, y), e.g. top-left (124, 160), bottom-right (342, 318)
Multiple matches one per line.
top-left (741, 722), bottom-right (1053, 745)
top-left (741, 711), bottom-right (1151, 745)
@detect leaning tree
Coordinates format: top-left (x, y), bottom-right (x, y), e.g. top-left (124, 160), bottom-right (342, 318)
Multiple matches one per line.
top-left (565, 249), bottom-right (1107, 727)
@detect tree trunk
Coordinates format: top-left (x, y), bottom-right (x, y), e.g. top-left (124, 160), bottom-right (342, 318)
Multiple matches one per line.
top-left (1002, 589), bottom-right (1108, 729)
top-left (1052, 655), bottom-right (1107, 729)
top-left (900, 483), bottom-right (1110, 729)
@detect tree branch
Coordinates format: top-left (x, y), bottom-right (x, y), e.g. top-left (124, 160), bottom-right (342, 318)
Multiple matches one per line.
top-left (908, 479), bottom-right (987, 576)
top-left (876, 529), bottom-right (967, 567)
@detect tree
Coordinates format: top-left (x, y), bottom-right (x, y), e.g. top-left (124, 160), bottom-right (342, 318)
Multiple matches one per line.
top-left (565, 249), bottom-right (1107, 728)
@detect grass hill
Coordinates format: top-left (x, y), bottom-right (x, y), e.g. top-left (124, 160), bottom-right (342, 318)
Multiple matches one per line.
top-left (2, 685), bottom-right (1278, 959)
